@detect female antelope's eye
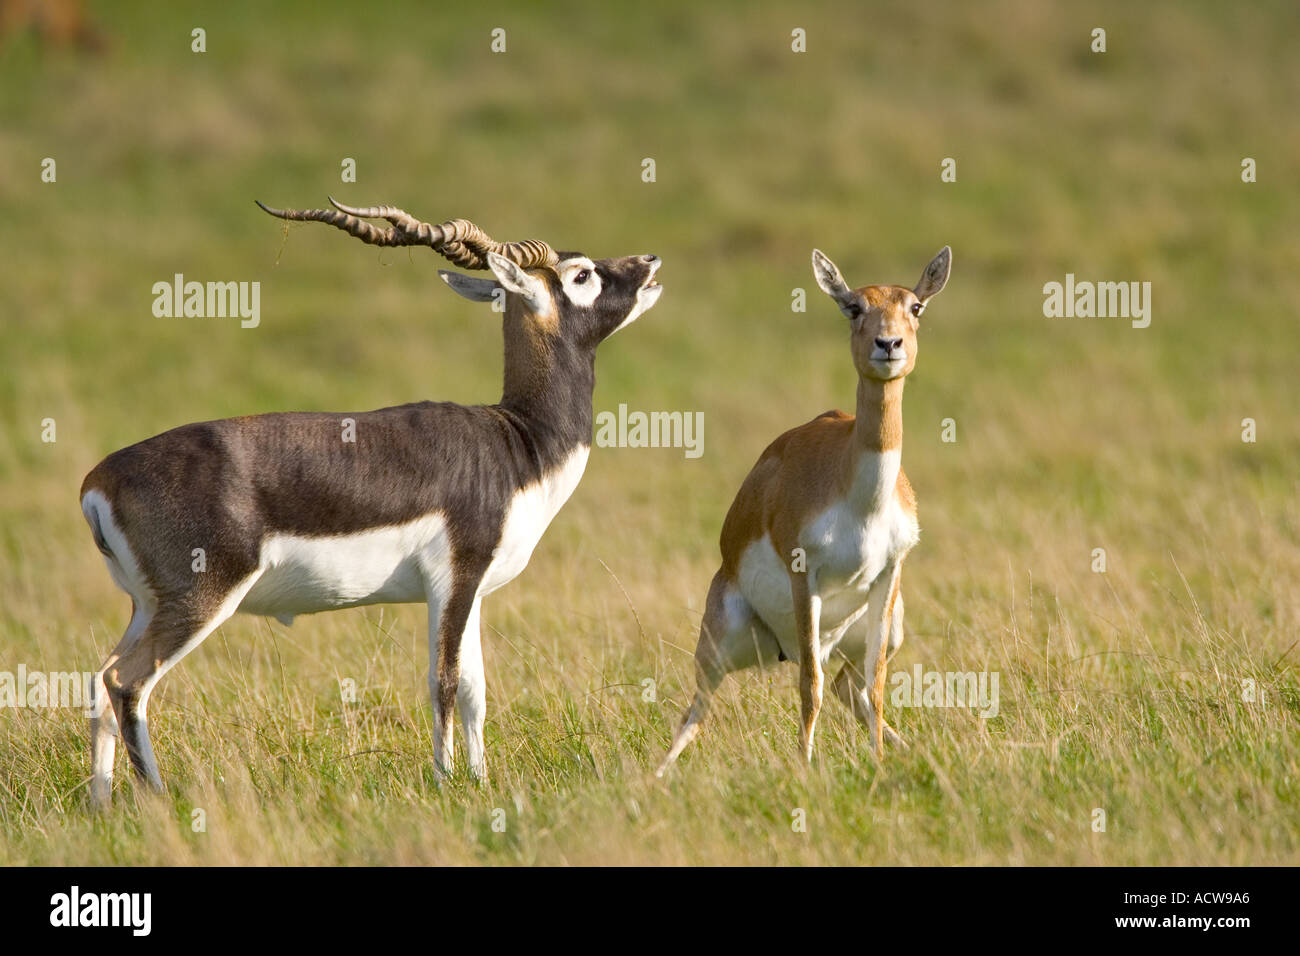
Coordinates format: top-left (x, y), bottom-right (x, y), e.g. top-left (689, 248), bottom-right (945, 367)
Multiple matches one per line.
top-left (574, 270), bottom-right (590, 285)
top-left (911, 302), bottom-right (924, 316)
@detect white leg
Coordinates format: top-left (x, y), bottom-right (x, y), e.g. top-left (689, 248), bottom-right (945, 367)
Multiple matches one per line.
top-left (860, 560), bottom-right (903, 757)
top-left (90, 602), bottom-right (152, 809)
top-left (791, 569), bottom-right (824, 763)
top-left (887, 592), bottom-right (904, 660)
top-left (456, 596), bottom-right (486, 780)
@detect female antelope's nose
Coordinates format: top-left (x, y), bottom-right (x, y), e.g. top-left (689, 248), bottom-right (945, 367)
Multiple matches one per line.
top-left (640, 254), bottom-right (659, 264)
top-left (875, 336), bottom-right (904, 353)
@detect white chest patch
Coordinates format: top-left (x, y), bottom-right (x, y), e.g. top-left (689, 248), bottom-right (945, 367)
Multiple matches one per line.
top-left (238, 512), bottom-right (452, 618)
top-left (482, 444), bottom-right (591, 594)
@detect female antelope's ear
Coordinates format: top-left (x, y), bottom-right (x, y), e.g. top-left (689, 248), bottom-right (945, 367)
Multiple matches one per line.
top-left (439, 271), bottom-right (501, 303)
top-left (915, 246), bottom-right (952, 302)
top-left (486, 251), bottom-right (550, 312)
top-left (811, 249), bottom-right (858, 318)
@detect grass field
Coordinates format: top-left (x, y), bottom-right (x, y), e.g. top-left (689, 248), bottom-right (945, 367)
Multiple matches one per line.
top-left (1, 0), bottom-right (1297, 865)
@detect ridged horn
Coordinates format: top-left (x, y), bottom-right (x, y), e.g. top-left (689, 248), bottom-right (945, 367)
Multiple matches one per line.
top-left (255, 197), bottom-right (559, 270)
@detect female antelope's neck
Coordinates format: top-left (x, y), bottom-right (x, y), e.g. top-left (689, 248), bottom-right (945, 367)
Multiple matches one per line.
top-left (853, 376), bottom-right (905, 454)
top-left (836, 376), bottom-right (906, 513)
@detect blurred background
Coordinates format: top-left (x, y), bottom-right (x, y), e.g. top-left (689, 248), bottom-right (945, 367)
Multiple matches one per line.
top-left (0, 0), bottom-right (1296, 864)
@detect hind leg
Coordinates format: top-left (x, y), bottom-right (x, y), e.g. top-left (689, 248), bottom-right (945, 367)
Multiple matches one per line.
top-left (102, 587), bottom-right (252, 801)
top-left (90, 601), bottom-right (153, 809)
top-left (656, 570), bottom-right (782, 776)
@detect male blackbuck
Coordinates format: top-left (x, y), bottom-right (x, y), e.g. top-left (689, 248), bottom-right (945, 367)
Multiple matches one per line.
top-left (658, 246), bottom-right (950, 774)
top-left (81, 198), bottom-right (663, 807)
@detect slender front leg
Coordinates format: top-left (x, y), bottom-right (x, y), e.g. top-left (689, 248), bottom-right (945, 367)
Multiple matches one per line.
top-left (424, 592), bottom-right (449, 776)
top-left (456, 596), bottom-right (487, 780)
top-left (424, 548), bottom-right (488, 782)
top-left (430, 585), bottom-right (477, 778)
top-left (830, 659), bottom-right (907, 749)
top-left (862, 560), bottom-right (903, 759)
top-left (791, 568), bottom-right (823, 763)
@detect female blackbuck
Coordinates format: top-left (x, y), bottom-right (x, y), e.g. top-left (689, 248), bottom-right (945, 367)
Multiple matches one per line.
top-left (82, 198), bottom-right (663, 807)
top-left (658, 246), bottom-right (950, 774)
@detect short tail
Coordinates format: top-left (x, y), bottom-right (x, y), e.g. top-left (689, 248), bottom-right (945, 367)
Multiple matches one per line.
top-left (83, 495), bottom-right (114, 557)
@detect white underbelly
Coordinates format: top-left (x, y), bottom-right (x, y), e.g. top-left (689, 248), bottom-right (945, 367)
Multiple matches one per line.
top-left (735, 521), bottom-right (912, 663)
top-left (238, 445), bottom-right (590, 618)
top-left (238, 512), bottom-right (451, 617)
top-left (736, 535), bottom-right (798, 642)
top-left (735, 536), bottom-right (869, 662)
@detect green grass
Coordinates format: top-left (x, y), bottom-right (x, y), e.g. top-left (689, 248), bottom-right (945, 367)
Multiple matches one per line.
top-left (1, 0), bottom-right (1297, 864)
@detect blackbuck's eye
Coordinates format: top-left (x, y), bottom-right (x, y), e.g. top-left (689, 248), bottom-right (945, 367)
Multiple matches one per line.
top-left (574, 270), bottom-right (590, 285)
top-left (911, 302), bottom-right (924, 316)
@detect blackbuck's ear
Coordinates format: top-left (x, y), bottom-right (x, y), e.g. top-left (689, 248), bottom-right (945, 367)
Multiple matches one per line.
top-left (811, 249), bottom-right (859, 318)
top-left (439, 271), bottom-right (501, 303)
top-left (914, 246), bottom-right (952, 303)
top-left (486, 251), bottom-right (550, 312)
